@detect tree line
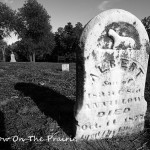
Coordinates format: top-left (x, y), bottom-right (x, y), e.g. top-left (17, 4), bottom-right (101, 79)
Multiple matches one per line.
top-left (0, 0), bottom-right (150, 62)
top-left (0, 0), bottom-right (83, 62)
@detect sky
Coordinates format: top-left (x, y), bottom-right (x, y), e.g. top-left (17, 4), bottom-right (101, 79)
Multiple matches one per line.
top-left (1, 0), bottom-right (150, 45)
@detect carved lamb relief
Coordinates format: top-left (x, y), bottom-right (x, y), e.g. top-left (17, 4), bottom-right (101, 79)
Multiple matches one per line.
top-left (108, 29), bottom-right (136, 49)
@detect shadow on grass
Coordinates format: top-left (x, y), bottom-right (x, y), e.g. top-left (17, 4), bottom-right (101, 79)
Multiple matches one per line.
top-left (14, 82), bottom-right (76, 138)
top-left (144, 69), bottom-right (150, 148)
top-left (144, 120), bottom-right (150, 149)
top-left (144, 102), bottom-right (150, 148)
top-left (0, 111), bottom-right (12, 150)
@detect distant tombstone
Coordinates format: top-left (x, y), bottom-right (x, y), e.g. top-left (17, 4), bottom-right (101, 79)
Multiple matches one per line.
top-left (10, 52), bottom-right (16, 62)
top-left (62, 64), bottom-right (69, 71)
top-left (74, 9), bottom-right (150, 140)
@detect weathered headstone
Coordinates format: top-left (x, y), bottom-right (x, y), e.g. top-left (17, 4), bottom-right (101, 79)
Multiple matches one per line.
top-left (62, 64), bottom-right (69, 71)
top-left (74, 9), bottom-right (149, 140)
top-left (10, 52), bottom-right (16, 62)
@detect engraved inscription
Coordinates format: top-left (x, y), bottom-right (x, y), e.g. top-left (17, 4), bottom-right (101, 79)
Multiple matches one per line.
top-left (85, 96), bottom-right (142, 109)
top-left (80, 122), bottom-right (144, 140)
top-left (96, 58), bottom-right (144, 78)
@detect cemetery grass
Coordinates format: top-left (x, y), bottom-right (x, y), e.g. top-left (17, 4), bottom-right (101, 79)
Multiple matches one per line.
top-left (0, 62), bottom-right (150, 150)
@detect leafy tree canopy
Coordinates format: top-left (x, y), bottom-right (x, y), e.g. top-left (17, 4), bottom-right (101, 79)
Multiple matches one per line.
top-left (53, 22), bottom-right (83, 62)
top-left (16, 0), bottom-right (55, 62)
top-left (17, 0), bottom-right (52, 41)
top-left (0, 2), bottom-right (16, 39)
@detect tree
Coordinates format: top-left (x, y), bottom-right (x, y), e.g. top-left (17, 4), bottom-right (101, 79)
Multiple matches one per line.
top-left (35, 32), bottom-right (55, 61)
top-left (0, 2), bottom-right (16, 39)
top-left (63, 22), bottom-right (74, 54)
top-left (17, 0), bottom-right (55, 62)
top-left (74, 22), bottom-right (83, 39)
top-left (142, 16), bottom-right (150, 39)
top-left (0, 2), bottom-right (16, 61)
top-left (142, 16), bottom-right (150, 66)
top-left (55, 27), bottom-right (66, 55)
top-left (72, 22), bottom-right (83, 51)
top-left (0, 40), bottom-right (7, 62)
top-left (53, 22), bottom-right (83, 62)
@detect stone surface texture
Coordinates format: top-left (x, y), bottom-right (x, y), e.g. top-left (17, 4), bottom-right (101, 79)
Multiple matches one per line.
top-left (75, 9), bottom-right (149, 140)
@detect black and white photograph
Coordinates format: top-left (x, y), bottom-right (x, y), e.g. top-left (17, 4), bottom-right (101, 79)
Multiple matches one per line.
top-left (0, 0), bottom-right (150, 149)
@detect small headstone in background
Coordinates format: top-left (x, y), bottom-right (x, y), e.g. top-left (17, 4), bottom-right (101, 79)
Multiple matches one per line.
top-left (62, 64), bottom-right (69, 71)
top-left (10, 52), bottom-right (16, 62)
top-left (74, 9), bottom-right (149, 140)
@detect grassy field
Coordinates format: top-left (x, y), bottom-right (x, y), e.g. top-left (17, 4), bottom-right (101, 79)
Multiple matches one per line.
top-left (0, 62), bottom-right (150, 150)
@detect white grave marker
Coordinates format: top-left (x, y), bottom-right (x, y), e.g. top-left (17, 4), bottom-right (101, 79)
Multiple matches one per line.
top-left (74, 9), bottom-right (150, 140)
top-left (10, 52), bottom-right (16, 62)
top-left (62, 64), bottom-right (69, 71)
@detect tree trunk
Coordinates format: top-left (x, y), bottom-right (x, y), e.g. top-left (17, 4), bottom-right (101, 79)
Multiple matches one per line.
top-left (3, 56), bottom-right (6, 62)
top-left (2, 47), bottom-right (5, 62)
top-left (29, 55), bottom-right (33, 62)
top-left (2, 54), bottom-right (5, 62)
top-left (33, 51), bottom-right (35, 62)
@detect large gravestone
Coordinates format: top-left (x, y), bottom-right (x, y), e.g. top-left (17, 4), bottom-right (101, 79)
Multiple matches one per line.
top-left (74, 9), bottom-right (150, 140)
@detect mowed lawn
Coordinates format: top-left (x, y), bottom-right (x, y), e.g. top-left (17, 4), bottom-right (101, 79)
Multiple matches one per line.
top-left (0, 62), bottom-right (150, 150)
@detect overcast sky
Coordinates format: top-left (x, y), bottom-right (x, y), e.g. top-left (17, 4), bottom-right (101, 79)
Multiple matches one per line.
top-left (2, 0), bottom-right (150, 44)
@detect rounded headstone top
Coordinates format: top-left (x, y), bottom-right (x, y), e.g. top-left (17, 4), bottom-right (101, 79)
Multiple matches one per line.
top-left (80, 9), bottom-right (149, 53)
